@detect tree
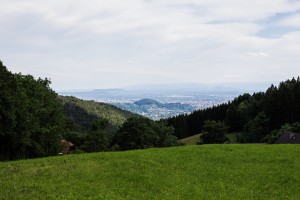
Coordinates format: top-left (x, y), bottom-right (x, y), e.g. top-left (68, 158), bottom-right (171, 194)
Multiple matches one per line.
top-left (198, 120), bottom-right (228, 144)
top-left (113, 117), bottom-right (157, 150)
top-left (265, 122), bottom-right (300, 144)
top-left (113, 116), bottom-right (178, 150)
top-left (0, 61), bottom-right (66, 160)
top-left (225, 104), bottom-right (240, 132)
top-left (153, 121), bottom-right (179, 147)
top-left (0, 61), bottom-right (19, 160)
top-left (81, 119), bottom-right (110, 152)
top-left (243, 112), bottom-right (270, 143)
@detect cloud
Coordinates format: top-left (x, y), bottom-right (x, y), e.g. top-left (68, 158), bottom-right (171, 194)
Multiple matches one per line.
top-left (246, 52), bottom-right (270, 57)
top-left (1, 0), bottom-right (300, 90)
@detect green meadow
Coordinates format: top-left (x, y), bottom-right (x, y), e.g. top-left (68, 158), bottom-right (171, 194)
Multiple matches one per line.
top-left (1, 145), bottom-right (300, 200)
top-left (179, 134), bottom-right (201, 145)
top-left (179, 134), bottom-right (238, 145)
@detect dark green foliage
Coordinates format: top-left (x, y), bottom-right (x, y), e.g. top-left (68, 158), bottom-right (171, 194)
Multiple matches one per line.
top-left (198, 120), bottom-right (228, 144)
top-left (225, 93), bottom-right (263, 132)
top-left (168, 103), bottom-right (228, 139)
top-left (62, 101), bottom-right (99, 131)
top-left (265, 122), bottom-right (300, 144)
top-left (153, 121), bottom-right (178, 147)
top-left (242, 112), bottom-right (270, 143)
top-left (263, 78), bottom-right (300, 129)
top-left (60, 96), bottom-right (140, 152)
top-left (167, 77), bottom-right (300, 143)
top-left (81, 119), bottom-right (110, 152)
top-left (59, 96), bottom-right (137, 133)
top-left (165, 114), bottom-right (188, 139)
top-left (0, 61), bottom-right (66, 160)
top-left (113, 116), bottom-right (178, 150)
top-left (63, 131), bottom-right (87, 147)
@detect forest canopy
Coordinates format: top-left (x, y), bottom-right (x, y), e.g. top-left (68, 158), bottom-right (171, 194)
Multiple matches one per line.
top-left (167, 77), bottom-right (300, 143)
top-left (2, 59), bottom-right (300, 160)
top-left (0, 61), bottom-right (179, 161)
top-left (0, 61), bottom-right (66, 160)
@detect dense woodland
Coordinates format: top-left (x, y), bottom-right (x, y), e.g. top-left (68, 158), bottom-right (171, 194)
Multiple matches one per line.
top-left (1, 60), bottom-right (300, 161)
top-left (167, 77), bottom-right (300, 143)
top-left (0, 61), bottom-right (65, 160)
top-left (0, 61), bottom-right (179, 161)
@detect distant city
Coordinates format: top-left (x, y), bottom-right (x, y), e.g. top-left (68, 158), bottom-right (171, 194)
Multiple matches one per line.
top-left (59, 82), bottom-right (275, 119)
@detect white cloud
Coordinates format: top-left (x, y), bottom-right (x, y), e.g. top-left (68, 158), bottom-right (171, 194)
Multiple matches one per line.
top-left (1, 0), bottom-right (300, 90)
top-left (246, 52), bottom-right (270, 57)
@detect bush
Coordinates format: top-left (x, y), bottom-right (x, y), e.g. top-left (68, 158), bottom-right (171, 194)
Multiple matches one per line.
top-left (198, 120), bottom-right (228, 144)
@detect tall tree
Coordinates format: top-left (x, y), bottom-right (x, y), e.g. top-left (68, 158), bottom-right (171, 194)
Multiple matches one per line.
top-left (0, 61), bottom-right (66, 160)
top-left (81, 119), bottom-right (110, 152)
top-left (113, 116), bottom-right (178, 150)
top-left (198, 120), bottom-right (228, 144)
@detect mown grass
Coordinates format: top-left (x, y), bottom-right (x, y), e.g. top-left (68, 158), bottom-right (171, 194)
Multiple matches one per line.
top-left (179, 134), bottom-right (237, 145)
top-left (1, 145), bottom-right (300, 200)
top-left (179, 134), bottom-right (201, 145)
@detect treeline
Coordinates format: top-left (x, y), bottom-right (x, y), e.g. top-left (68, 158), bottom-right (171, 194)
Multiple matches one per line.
top-left (0, 61), bottom-right (65, 160)
top-left (167, 77), bottom-right (300, 143)
top-left (0, 61), bottom-right (179, 161)
top-left (60, 96), bottom-right (179, 152)
top-left (2, 59), bottom-right (300, 161)
top-left (65, 116), bottom-right (179, 153)
top-left (60, 95), bottom-right (137, 132)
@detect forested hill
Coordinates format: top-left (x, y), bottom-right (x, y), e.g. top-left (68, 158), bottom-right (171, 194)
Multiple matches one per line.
top-left (0, 61), bottom-right (179, 161)
top-left (167, 77), bottom-right (300, 143)
top-left (0, 61), bottom-right (66, 160)
top-left (59, 96), bottom-right (137, 132)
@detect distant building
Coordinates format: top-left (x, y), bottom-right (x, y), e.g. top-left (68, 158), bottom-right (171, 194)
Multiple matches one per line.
top-left (61, 139), bottom-right (75, 154)
top-left (275, 132), bottom-right (300, 144)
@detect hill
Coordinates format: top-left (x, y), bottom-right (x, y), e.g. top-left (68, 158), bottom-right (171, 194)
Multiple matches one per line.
top-left (59, 96), bottom-right (137, 131)
top-left (179, 134), bottom-right (201, 145)
top-left (167, 77), bottom-right (300, 143)
top-left (115, 98), bottom-right (195, 120)
top-left (179, 133), bottom-right (238, 145)
top-left (1, 145), bottom-right (299, 199)
top-left (134, 98), bottom-right (162, 106)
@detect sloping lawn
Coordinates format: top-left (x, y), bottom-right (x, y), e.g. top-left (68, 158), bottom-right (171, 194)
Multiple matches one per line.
top-left (0, 145), bottom-right (300, 199)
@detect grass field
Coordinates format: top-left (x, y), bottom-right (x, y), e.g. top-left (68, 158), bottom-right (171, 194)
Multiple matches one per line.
top-left (179, 134), bottom-right (238, 145)
top-left (1, 145), bottom-right (300, 199)
top-left (179, 134), bottom-right (201, 145)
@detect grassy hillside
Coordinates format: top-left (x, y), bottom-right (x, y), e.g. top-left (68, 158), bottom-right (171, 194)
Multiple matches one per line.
top-left (1, 145), bottom-right (300, 199)
top-left (179, 134), bottom-right (238, 145)
top-left (59, 96), bottom-right (137, 130)
top-left (179, 134), bottom-right (201, 145)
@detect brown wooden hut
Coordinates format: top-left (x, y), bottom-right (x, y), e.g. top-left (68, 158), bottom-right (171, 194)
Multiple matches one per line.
top-left (61, 139), bottom-right (75, 154)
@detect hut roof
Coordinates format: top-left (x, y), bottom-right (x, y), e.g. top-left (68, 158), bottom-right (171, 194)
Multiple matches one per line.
top-left (61, 139), bottom-right (75, 154)
top-left (275, 132), bottom-right (300, 144)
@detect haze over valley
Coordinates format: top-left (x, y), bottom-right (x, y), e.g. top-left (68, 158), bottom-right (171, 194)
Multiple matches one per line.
top-left (1, 1), bottom-right (300, 199)
top-left (59, 82), bottom-right (274, 119)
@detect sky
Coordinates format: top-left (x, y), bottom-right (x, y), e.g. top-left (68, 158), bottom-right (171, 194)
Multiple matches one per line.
top-left (1, 0), bottom-right (300, 91)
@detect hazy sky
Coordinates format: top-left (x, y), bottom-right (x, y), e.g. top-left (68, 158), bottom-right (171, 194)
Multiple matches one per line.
top-left (1, 0), bottom-right (300, 90)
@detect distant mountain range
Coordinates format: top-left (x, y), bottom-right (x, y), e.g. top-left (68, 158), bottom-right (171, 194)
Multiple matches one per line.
top-left (124, 82), bottom-right (276, 94)
top-left (59, 81), bottom-right (276, 99)
top-left (58, 82), bottom-right (277, 119)
top-left (114, 98), bottom-right (196, 120)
